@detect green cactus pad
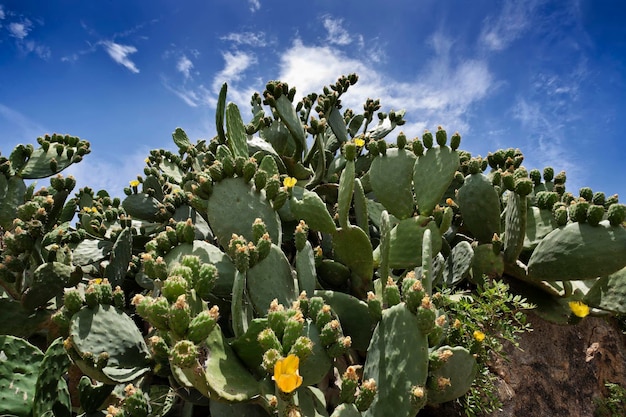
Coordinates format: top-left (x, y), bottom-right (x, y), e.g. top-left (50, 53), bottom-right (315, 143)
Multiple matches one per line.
top-left (527, 220), bottom-right (626, 281)
top-left (230, 318), bottom-right (268, 376)
top-left (331, 403), bottom-right (361, 417)
top-left (457, 172), bottom-right (501, 243)
top-left (206, 177), bottom-right (281, 248)
top-left (443, 241), bottom-right (474, 286)
top-left (0, 298), bottom-right (51, 337)
top-left (363, 303), bottom-right (429, 417)
top-left (33, 338), bottom-right (72, 417)
top-left (72, 239), bottom-right (114, 266)
top-left (376, 216), bottom-right (442, 269)
top-left (274, 95), bottom-right (307, 160)
top-left (413, 145), bottom-right (459, 215)
top-left (338, 159), bottom-right (355, 230)
top-left (315, 290), bottom-right (374, 352)
top-left (523, 206), bottom-right (557, 252)
top-left (298, 319), bottom-right (333, 386)
top-left (247, 244), bottom-right (296, 315)
top-left (584, 266), bottom-right (626, 314)
top-left (290, 186), bottom-right (336, 234)
top-left (209, 400), bottom-right (270, 417)
top-left (19, 144), bottom-right (85, 180)
top-left (0, 175), bottom-right (26, 229)
top-left (21, 262), bottom-right (74, 310)
top-left (122, 194), bottom-right (161, 222)
top-left (69, 304), bottom-right (151, 384)
top-left (77, 376), bottom-right (115, 413)
top-left (471, 244), bottom-right (504, 283)
top-left (296, 241), bottom-right (317, 297)
top-left (332, 225), bottom-right (374, 298)
top-left (503, 192), bottom-right (527, 264)
top-left (293, 386), bottom-right (330, 417)
top-left (369, 148), bottom-right (416, 219)
top-left (0, 335), bottom-right (44, 417)
top-left (426, 346), bottom-right (477, 404)
top-left (226, 102), bottom-right (250, 160)
top-left (164, 241), bottom-right (236, 298)
top-left (178, 326), bottom-right (262, 402)
top-left (104, 227), bottom-right (132, 286)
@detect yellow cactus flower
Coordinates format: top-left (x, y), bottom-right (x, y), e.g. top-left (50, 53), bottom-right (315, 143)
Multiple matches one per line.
top-left (354, 138), bottom-right (365, 147)
top-left (273, 354), bottom-right (303, 393)
top-left (473, 330), bottom-right (485, 342)
top-left (129, 180), bottom-right (140, 187)
top-left (569, 301), bottom-right (590, 318)
top-left (283, 177), bottom-right (297, 189)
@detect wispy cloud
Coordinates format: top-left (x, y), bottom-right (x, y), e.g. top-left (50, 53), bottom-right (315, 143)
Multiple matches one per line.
top-left (220, 31), bottom-right (267, 47)
top-left (480, 0), bottom-right (543, 51)
top-left (322, 16), bottom-right (353, 46)
top-left (248, 0), bottom-right (261, 12)
top-left (511, 62), bottom-right (589, 189)
top-left (278, 32), bottom-right (493, 134)
top-left (0, 5), bottom-right (6, 21)
top-left (8, 20), bottom-right (31, 39)
top-left (177, 55), bottom-right (194, 79)
top-left (101, 41), bottom-right (140, 73)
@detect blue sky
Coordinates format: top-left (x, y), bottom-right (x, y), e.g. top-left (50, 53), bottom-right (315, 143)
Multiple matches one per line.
top-left (1, 1), bottom-right (625, 199)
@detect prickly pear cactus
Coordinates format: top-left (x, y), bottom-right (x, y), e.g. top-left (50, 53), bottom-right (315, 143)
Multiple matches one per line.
top-left (1, 73), bottom-right (624, 417)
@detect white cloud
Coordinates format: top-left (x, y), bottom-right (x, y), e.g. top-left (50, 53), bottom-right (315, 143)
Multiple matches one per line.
top-left (64, 147), bottom-right (153, 198)
top-left (102, 41), bottom-right (140, 73)
top-left (278, 35), bottom-right (493, 134)
top-left (8, 20), bottom-right (31, 39)
top-left (177, 55), bottom-right (193, 79)
top-left (248, 0), bottom-right (260, 12)
top-left (220, 31), bottom-right (267, 47)
top-left (322, 16), bottom-right (352, 46)
top-left (480, 0), bottom-right (542, 51)
top-left (215, 51), bottom-right (256, 84)
top-left (0, 5), bottom-right (6, 20)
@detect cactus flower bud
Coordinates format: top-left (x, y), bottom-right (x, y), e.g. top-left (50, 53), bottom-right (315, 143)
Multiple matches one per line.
top-left (415, 304), bottom-right (436, 334)
top-left (607, 203), bottom-right (626, 226)
top-left (367, 291), bottom-right (382, 322)
top-left (254, 170), bottom-right (268, 191)
top-left (265, 175), bottom-right (280, 200)
top-left (344, 142), bottom-right (357, 161)
top-left (169, 295), bottom-right (191, 337)
top-left (282, 312), bottom-right (305, 352)
top-left (586, 205), bottom-right (605, 226)
top-left (568, 201), bottom-right (589, 223)
top-left (170, 340), bottom-right (198, 368)
top-left (187, 306), bottom-right (220, 343)
top-left (435, 126), bottom-right (447, 146)
top-left (422, 130), bottom-right (433, 149)
top-left (450, 131), bottom-right (461, 150)
top-left (272, 189), bottom-right (288, 211)
top-left (162, 275), bottom-right (189, 303)
top-left (592, 191), bottom-right (606, 206)
top-left (339, 365), bottom-right (359, 403)
top-left (384, 277), bottom-right (401, 307)
top-left (63, 287), bottom-right (83, 315)
top-left (355, 379), bottom-right (377, 412)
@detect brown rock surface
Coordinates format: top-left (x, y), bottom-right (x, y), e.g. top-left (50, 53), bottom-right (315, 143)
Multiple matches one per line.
top-left (422, 312), bottom-right (626, 417)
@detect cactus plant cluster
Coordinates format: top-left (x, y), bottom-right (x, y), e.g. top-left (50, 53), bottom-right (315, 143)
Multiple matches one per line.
top-left (1, 73), bottom-right (625, 416)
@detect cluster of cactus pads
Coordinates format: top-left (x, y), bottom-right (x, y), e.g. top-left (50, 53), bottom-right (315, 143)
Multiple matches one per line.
top-left (1, 74), bottom-right (625, 417)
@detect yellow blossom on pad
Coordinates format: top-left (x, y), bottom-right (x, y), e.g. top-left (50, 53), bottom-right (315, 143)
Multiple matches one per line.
top-left (283, 177), bottom-right (297, 189)
top-left (354, 138), bottom-right (365, 147)
top-left (273, 354), bottom-right (303, 393)
top-left (569, 301), bottom-right (590, 318)
top-left (129, 180), bottom-right (140, 187)
top-left (473, 330), bottom-right (485, 342)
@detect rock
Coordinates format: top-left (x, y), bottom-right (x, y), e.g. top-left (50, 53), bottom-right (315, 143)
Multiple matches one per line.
top-left (422, 312), bottom-right (626, 417)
